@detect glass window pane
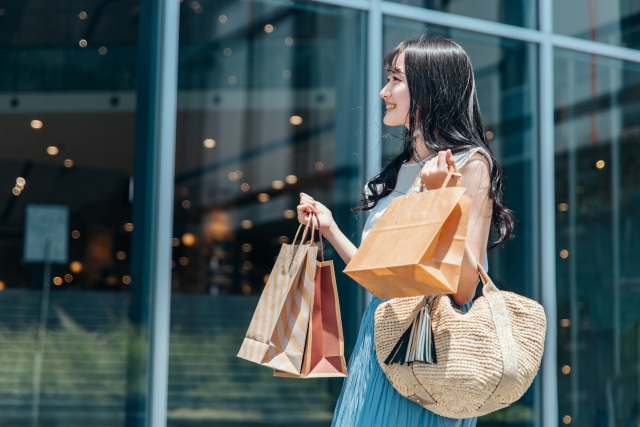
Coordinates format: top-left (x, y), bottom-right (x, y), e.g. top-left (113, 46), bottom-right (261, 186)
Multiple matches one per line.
top-left (0, 1), bottom-right (138, 426)
top-left (553, 0), bottom-right (640, 50)
top-left (384, 0), bottom-right (537, 29)
top-left (384, 17), bottom-right (539, 426)
top-left (169, 1), bottom-right (365, 425)
top-left (554, 48), bottom-right (640, 427)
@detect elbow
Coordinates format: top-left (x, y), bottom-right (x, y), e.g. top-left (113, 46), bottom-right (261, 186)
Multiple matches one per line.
top-left (450, 292), bottom-right (473, 307)
top-left (450, 276), bottom-right (479, 306)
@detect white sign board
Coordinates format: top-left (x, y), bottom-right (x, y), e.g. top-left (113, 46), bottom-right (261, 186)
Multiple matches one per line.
top-left (24, 204), bottom-right (69, 264)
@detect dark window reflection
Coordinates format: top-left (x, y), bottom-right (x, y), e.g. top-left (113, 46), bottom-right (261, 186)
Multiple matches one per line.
top-left (0, 1), bottom-right (138, 426)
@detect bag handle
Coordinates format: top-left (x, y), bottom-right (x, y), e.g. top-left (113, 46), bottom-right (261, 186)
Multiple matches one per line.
top-left (292, 215), bottom-right (314, 246)
top-left (411, 166), bottom-right (462, 193)
top-left (288, 216), bottom-right (315, 271)
top-left (475, 261), bottom-right (520, 413)
top-left (316, 216), bottom-right (325, 262)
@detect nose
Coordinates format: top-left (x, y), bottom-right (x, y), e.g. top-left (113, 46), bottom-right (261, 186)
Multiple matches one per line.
top-left (380, 83), bottom-right (390, 99)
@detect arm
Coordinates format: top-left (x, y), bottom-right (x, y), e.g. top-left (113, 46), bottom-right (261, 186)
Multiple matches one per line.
top-left (451, 153), bottom-right (492, 305)
top-left (297, 193), bottom-right (358, 265)
top-left (420, 150), bottom-right (492, 305)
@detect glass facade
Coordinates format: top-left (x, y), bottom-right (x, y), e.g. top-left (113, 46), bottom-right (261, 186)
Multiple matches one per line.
top-left (168, 1), bottom-right (365, 424)
top-left (1, 1), bottom-right (639, 426)
top-left (553, 0), bottom-right (640, 49)
top-left (386, 0), bottom-right (537, 28)
top-left (554, 49), bottom-right (640, 426)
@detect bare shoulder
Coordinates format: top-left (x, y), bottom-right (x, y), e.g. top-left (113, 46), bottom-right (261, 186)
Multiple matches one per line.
top-left (459, 152), bottom-right (491, 192)
top-left (459, 151), bottom-right (491, 176)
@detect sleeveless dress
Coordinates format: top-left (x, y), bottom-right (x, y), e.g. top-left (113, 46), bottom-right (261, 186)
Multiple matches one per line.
top-left (331, 148), bottom-right (492, 427)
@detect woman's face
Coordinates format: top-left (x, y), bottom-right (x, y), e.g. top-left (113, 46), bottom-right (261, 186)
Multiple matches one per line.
top-left (380, 51), bottom-right (410, 128)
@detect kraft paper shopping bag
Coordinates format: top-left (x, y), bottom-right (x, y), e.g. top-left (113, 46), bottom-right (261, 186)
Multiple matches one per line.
top-left (343, 168), bottom-right (471, 299)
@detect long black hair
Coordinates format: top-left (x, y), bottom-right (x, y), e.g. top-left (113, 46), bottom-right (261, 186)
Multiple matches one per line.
top-left (356, 33), bottom-right (515, 247)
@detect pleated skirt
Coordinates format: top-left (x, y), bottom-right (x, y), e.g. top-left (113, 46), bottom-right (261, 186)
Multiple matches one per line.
top-left (331, 296), bottom-right (477, 427)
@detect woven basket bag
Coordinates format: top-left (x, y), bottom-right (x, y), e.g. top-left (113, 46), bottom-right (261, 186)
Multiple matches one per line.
top-left (373, 263), bottom-right (546, 419)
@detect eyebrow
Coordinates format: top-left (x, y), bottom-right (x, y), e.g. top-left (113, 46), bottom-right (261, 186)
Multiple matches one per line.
top-left (388, 67), bottom-right (405, 76)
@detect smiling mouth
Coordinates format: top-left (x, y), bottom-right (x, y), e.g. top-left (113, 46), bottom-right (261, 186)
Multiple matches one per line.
top-left (385, 104), bottom-right (396, 111)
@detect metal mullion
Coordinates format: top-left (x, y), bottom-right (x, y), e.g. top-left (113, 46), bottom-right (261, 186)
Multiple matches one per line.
top-left (552, 34), bottom-right (640, 63)
top-left (129, 0), bottom-right (179, 426)
top-left (539, 0), bottom-right (558, 426)
top-left (308, 0), bottom-right (370, 11)
top-left (363, 0), bottom-right (383, 307)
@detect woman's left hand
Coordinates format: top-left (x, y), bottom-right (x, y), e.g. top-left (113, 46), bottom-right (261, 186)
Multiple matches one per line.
top-left (419, 149), bottom-right (458, 190)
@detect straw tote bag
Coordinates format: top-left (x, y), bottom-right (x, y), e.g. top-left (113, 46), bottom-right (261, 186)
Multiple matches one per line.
top-left (373, 263), bottom-right (546, 419)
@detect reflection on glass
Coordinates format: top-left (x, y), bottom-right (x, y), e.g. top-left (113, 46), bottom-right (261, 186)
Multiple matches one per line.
top-left (170, 0), bottom-right (365, 424)
top-left (385, 0), bottom-right (537, 28)
top-left (554, 49), bottom-right (640, 427)
top-left (384, 17), bottom-right (539, 426)
top-left (0, 0), bottom-right (137, 425)
top-left (554, 0), bottom-right (640, 49)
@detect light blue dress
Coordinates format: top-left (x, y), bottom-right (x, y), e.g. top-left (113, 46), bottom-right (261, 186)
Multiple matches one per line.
top-left (332, 149), bottom-right (491, 427)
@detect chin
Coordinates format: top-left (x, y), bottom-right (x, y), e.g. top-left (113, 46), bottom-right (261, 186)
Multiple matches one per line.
top-left (383, 115), bottom-right (402, 127)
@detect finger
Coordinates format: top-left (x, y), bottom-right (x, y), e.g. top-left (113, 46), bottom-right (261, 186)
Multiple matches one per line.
top-left (445, 149), bottom-right (458, 171)
top-left (299, 203), bottom-right (318, 214)
top-left (437, 151), bottom-right (448, 171)
top-left (300, 199), bottom-right (318, 212)
top-left (300, 192), bottom-right (315, 201)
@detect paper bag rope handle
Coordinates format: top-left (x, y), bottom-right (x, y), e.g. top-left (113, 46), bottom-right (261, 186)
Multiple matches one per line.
top-left (412, 166), bottom-right (462, 193)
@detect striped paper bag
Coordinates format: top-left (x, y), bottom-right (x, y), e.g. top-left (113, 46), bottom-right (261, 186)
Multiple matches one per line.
top-left (237, 220), bottom-right (319, 374)
top-left (274, 223), bottom-right (348, 378)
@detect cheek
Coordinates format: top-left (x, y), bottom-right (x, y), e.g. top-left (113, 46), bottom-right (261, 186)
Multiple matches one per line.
top-left (394, 86), bottom-right (411, 114)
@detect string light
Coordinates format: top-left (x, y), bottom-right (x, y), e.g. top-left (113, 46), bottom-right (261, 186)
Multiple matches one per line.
top-left (272, 180), bottom-right (284, 190)
top-left (182, 233), bottom-right (196, 246)
top-left (31, 120), bottom-right (43, 129)
top-left (70, 261), bottom-right (83, 273)
top-left (79, 11), bottom-right (87, 19)
top-left (285, 175), bottom-right (297, 184)
top-left (257, 193), bottom-right (269, 202)
top-left (285, 37), bottom-right (294, 46)
top-left (47, 146), bottom-right (59, 155)
top-left (289, 116), bottom-right (302, 125)
top-left (284, 210), bottom-right (296, 219)
top-left (315, 162), bottom-right (324, 170)
top-left (264, 24), bottom-right (274, 33)
top-left (241, 220), bottom-right (253, 229)
top-left (79, 39), bottom-right (87, 48)
top-left (99, 47), bottom-right (107, 55)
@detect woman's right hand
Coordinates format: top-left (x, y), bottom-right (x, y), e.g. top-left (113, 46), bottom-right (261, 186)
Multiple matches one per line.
top-left (297, 193), bottom-right (334, 231)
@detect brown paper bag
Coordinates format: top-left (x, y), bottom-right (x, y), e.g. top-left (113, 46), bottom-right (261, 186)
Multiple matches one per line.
top-left (343, 169), bottom-right (471, 299)
top-left (274, 225), bottom-right (348, 378)
top-left (237, 220), bottom-right (318, 374)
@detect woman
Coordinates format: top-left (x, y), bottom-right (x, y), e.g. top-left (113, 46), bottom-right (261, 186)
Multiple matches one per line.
top-left (297, 34), bottom-right (514, 427)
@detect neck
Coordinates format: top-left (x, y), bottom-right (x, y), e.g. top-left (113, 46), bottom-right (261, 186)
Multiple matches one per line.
top-left (410, 134), bottom-right (433, 162)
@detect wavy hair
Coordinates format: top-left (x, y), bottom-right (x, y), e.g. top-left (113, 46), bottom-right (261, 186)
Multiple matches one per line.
top-left (356, 33), bottom-right (515, 247)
